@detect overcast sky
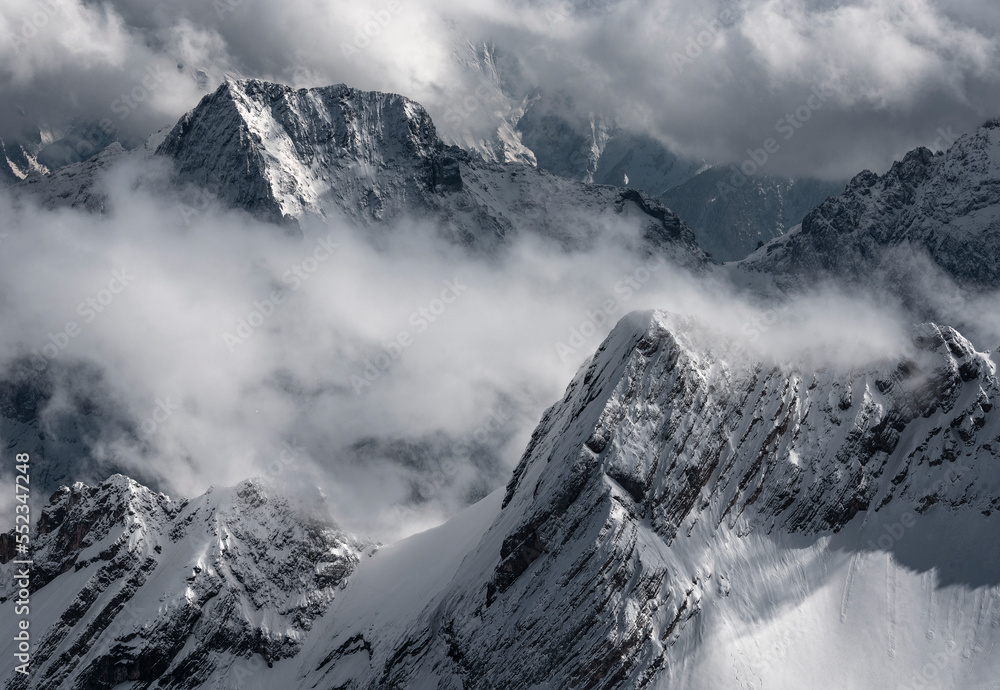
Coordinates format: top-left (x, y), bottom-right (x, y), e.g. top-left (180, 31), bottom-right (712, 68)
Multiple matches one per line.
top-left (1, 0), bottom-right (999, 178)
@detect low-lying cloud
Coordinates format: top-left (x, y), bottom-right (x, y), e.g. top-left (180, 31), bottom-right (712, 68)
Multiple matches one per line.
top-left (1, 154), bottom-right (987, 541)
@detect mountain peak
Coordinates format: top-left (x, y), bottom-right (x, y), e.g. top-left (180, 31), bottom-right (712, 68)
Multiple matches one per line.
top-left (741, 116), bottom-right (1000, 298)
top-left (156, 78), bottom-right (445, 227)
top-left (0, 476), bottom-right (366, 689)
top-left (295, 308), bottom-right (1000, 689)
top-left (149, 78), bottom-right (708, 260)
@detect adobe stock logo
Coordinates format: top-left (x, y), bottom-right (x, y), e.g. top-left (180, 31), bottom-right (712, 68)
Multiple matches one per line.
top-left (110, 65), bottom-right (168, 121)
top-left (340, 1), bottom-right (403, 60)
top-left (351, 278), bottom-right (467, 394)
top-left (5, 0), bottom-right (66, 50)
top-left (138, 397), bottom-right (181, 436)
top-left (29, 268), bottom-right (136, 372)
top-left (223, 233), bottom-right (339, 352)
top-left (669, 0), bottom-right (745, 74)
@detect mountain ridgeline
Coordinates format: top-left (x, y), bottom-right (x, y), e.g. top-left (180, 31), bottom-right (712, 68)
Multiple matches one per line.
top-left (153, 79), bottom-right (708, 263)
top-left (1, 79), bottom-right (1000, 689)
top-left (2, 312), bottom-right (999, 688)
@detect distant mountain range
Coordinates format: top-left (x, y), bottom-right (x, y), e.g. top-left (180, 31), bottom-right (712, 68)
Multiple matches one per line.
top-left (661, 169), bottom-right (845, 262)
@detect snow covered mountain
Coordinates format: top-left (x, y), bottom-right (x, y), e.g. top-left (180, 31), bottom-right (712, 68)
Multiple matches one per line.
top-left (11, 143), bottom-right (126, 213)
top-left (513, 100), bottom-right (844, 263)
top-left (516, 105), bottom-right (703, 193)
top-left (740, 119), bottom-right (1000, 294)
top-left (0, 76), bottom-right (713, 530)
top-left (5, 78), bottom-right (708, 264)
top-left (5, 310), bottom-right (998, 689)
top-left (3, 67), bottom-right (999, 690)
top-left (0, 475), bottom-right (367, 690)
top-left (153, 79), bottom-right (708, 261)
top-left (0, 123), bottom-right (118, 188)
top-left (448, 41), bottom-right (538, 167)
top-left (6, 71), bottom-right (859, 268)
top-left (291, 310), bottom-right (1000, 689)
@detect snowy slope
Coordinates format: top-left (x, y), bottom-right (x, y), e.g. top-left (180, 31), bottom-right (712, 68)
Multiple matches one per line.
top-left (11, 143), bottom-right (125, 213)
top-left (0, 78), bottom-right (709, 546)
top-left (515, 105), bottom-right (848, 263)
top-left (516, 107), bottom-right (705, 195)
top-left (156, 79), bottom-right (446, 227)
top-left (153, 79), bottom-right (708, 261)
top-left (2, 311), bottom-right (998, 689)
top-left (7, 79), bottom-right (707, 263)
top-left (0, 476), bottom-right (366, 690)
top-left (290, 310), bottom-right (1000, 689)
top-left (448, 41), bottom-right (537, 167)
top-left (3, 75), bottom-right (999, 690)
top-left (0, 136), bottom-right (47, 187)
top-left (590, 131), bottom-right (706, 196)
top-left (447, 38), bottom-right (706, 196)
top-left (740, 120), bottom-right (1000, 292)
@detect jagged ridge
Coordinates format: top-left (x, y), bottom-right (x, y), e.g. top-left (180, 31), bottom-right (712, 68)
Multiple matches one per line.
top-left (0, 476), bottom-right (366, 690)
top-left (298, 310), bottom-right (1000, 689)
top-left (3, 311), bottom-right (999, 689)
top-left (741, 120), bottom-right (1000, 292)
top-left (153, 78), bottom-right (708, 260)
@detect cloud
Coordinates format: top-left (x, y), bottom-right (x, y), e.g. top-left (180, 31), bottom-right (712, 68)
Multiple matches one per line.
top-left (0, 152), bottom-right (969, 540)
top-left (1, 1), bottom-right (998, 541)
top-left (469, 0), bottom-right (1000, 178)
top-left (2, 0), bottom-right (998, 178)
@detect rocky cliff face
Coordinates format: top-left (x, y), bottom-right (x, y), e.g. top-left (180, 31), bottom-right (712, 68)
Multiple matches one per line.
top-left (7, 79), bottom-right (708, 263)
top-left (156, 80), bottom-right (447, 228)
top-left (296, 310), bottom-right (1000, 689)
top-left (153, 79), bottom-right (708, 262)
top-left (0, 78), bottom-right (710, 588)
top-left (449, 41), bottom-right (538, 167)
top-left (3, 77), bottom-right (1000, 689)
top-left (0, 136), bottom-right (46, 187)
top-left (740, 120), bottom-right (1000, 294)
top-left (513, 102), bottom-right (850, 264)
top-left (516, 106), bottom-right (704, 195)
top-left (3, 311), bottom-right (998, 689)
top-left (0, 476), bottom-right (366, 690)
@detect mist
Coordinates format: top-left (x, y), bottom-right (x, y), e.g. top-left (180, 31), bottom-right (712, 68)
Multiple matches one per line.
top-left (0, 150), bottom-right (981, 540)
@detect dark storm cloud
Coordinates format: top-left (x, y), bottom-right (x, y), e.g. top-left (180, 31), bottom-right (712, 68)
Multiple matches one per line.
top-left (2, 0), bottom-right (998, 177)
top-left (476, 0), bottom-right (1000, 177)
